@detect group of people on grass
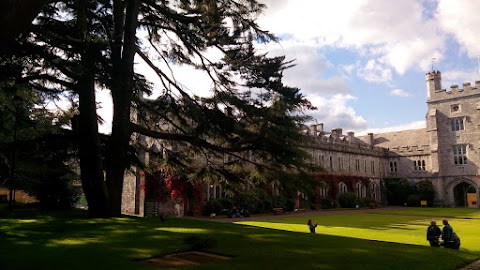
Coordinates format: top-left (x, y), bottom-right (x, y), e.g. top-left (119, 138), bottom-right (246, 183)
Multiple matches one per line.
top-left (308, 218), bottom-right (460, 250)
top-left (426, 219), bottom-right (461, 249)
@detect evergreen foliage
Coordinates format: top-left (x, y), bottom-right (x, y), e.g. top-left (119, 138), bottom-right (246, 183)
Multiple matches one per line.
top-left (4, 0), bottom-right (314, 217)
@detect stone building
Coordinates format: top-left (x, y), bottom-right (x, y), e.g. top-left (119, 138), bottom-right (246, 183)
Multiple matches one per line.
top-left (306, 70), bottom-right (480, 207)
top-left (367, 70), bottom-right (480, 207)
top-left (301, 125), bottom-right (386, 205)
top-left (121, 70), bottom-right (480, 216)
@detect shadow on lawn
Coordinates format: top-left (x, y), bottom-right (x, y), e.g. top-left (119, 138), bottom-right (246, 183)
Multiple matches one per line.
top-left (1, 212), bottom-right (479, 270)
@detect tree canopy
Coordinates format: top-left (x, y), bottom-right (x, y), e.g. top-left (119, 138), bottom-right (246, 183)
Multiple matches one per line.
top-left (3, 0), bottom-right (315, 217)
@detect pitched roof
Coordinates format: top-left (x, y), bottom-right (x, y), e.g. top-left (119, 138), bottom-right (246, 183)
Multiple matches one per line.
top-left (357, 128), bottom-right (429, 150)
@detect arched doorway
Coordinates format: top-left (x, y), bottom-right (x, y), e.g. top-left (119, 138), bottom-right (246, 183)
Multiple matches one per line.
top-left (453, 182), bottom-right (477, 207)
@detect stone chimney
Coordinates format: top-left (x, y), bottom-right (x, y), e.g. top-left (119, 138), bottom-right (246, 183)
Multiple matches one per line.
top-left (310, 124), bottom-right (317, 136)
top-left (368, 133), bottom-right (374, 147)
top-left (347, 132), bottom-right (354, 144)
top-left (318, 123), bottom-right (324, 134)
top-left (331, 129), bottom-right (339, 140)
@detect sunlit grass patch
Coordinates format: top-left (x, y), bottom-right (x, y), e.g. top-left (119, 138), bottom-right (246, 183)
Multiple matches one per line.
top-left (153, 227), bottom-right (211, 234)
top-left (1, 208), bottom-right (480, 270)
top-left (47, 237), bottom-right (101, 247)
top-left (238, 208), bottom-right (480, 253)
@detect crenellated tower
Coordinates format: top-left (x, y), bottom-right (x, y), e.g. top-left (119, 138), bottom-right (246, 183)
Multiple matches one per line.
top-left (426, 70), bottom-right (442, 101)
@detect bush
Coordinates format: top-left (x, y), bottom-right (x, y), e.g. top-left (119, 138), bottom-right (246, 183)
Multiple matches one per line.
top-left (417, 180), bottom-right (435, 206)
top-left (320, 198), bottom-right (336, 209)
top-left (272, 195), bottom-right (286, 209)
top-left (27, 180), bottom-right (81, 210)
top-left (384, 178), bottom-right (416, 206)
top-left (285, 197), bottom-right (296, 212)
top-left (406, 194), bottom-right (420, 207)
top-left (358, 197), bottom-right (375, 208)
top-left (338, 192), bottom-right (358, 208)
top-left (217, 197), bottom-right (234, 210)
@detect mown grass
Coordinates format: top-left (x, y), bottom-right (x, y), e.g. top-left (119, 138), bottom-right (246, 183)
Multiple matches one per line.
top-left (1, 207), bottom-right (479, 270)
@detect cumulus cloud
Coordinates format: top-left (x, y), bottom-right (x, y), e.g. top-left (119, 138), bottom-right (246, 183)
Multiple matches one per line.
top-left (356, 120), bottom-right (426, 135)
top-left (263, 42), bottom-right (352, 95)
top-left (357, 59), bottom-right (392, 83)
top-left (307, 94), bottom-right (368, 132)
top-left (442, 69), bottom-right (480, 88)
top-left (389, 89), bottom-right (410, 97)
top-left (437, 0), bottom-right (480, 58)
top-left (258, 0), bottom-right (446, 75)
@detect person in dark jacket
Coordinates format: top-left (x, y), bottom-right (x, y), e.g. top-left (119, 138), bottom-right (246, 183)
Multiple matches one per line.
top-left (426, 220), bottom-right (442, 246)
top-left (441, 219), bottom-right (461, 250)
top-left (308, 219), bottom-right (318, 233)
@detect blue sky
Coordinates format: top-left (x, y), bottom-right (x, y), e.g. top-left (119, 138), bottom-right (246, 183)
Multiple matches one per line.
top-left (256, 0), bottom-right (480, 135)
top-left (92, 0), bottom-right (480, 135)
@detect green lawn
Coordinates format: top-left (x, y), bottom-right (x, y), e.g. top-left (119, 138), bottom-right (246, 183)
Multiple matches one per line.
top-left (0, 208), bottom-right (479, 270)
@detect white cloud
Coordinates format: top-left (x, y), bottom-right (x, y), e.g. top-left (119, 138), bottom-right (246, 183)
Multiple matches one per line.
top-left (356, 120), bottom-right (426, 135)
top-left (437, 0), bottom-right (480, 58)
top-left (357, 59), bottom-right (392, 83)
top-left (389, 89), bottom-right (410, 97)
top-left (263, 42), bottom-right (352, 95)
top-left (442, 70), bottom-right (480, 88)
top-left (308, 94), bottom-right (368, 132)
top-left (258, 0), bottom-right (446, 75)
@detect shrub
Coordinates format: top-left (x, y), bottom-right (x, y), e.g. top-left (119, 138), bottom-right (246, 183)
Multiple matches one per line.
top-left (407, 194), bottom-right (420, 207)
top-left (338, 192), bottom-right (358, 208)
top-left (320, 198), bottom-right (336, 209)
top-left (358, 197), bottom-right (375, 208)
top-left (27, 179), bottom-right (81, 210)
top-left (285, 197), bottom-right (296, 212)
top-left (217, 197), bottom-right (234, 210)
top-left (203, 199), bottom-right (223, 215)
top-left (384, 178), bottom-right (416, 206)
top-left (417, 180), bottom-right (435, 206)
top-left (272, 195), bottom-right (287, 209)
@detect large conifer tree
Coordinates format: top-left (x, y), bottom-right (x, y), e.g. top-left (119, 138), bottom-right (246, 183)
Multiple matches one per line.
top-left (6, 0), bottom-right (315, 217)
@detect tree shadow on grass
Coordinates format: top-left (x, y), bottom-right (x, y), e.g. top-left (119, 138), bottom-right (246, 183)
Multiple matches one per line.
top-left (0, 213), bottom-right (478, 270)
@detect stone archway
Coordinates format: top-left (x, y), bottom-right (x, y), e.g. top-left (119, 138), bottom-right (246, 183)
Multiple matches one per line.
top-left (445, 178), bottom-right (479, 207)
top-left (453, 183), bottom-right (476, 207)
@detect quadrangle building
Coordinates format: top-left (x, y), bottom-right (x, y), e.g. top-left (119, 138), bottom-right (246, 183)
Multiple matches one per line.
top-left (121, 70), bottom-right (480, 216)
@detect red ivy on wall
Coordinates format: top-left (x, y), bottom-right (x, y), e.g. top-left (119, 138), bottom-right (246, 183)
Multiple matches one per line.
top-left (143, 170), bottom-right (204, 207)
top-left (313, 173), bottom-right (370, 200)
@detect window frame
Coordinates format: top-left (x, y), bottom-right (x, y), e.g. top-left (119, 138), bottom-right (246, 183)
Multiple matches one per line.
top-left (450, 117), bottom-right (465, 132)
top-left (453, 145), bottom-right (468, 165)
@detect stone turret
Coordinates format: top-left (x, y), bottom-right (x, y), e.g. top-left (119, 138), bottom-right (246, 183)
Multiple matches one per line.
top-left (426, 70), bottom-right (442, 101)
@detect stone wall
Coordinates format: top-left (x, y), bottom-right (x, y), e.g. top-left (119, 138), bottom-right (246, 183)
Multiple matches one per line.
top-left (121, 168), bottom-right (144, 216)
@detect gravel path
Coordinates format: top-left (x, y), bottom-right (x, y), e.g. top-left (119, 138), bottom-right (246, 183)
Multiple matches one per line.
top-left (185, 206), bottom-right (404, 223)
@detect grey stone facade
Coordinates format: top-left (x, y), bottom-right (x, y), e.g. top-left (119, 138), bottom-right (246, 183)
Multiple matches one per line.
top-left (121, 70), bottom-right (480, 216)
top-left (302, 70), bottom-right (480, 207)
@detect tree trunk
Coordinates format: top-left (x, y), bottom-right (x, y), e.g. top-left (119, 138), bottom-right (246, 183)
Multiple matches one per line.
top-left (106, 0), bottom-right (140, 217)
top-left (78, 72), bottom-right (110, 218)
top-left (76, 0), bottom-right (109, 218)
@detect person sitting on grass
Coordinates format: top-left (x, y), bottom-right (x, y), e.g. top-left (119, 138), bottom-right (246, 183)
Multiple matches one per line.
top-left (441, 219), bottom-right (461, 250)
top-left (307, 219), bottom-right (318, 234)
top-left (426, 220), bottom-right (441, 247)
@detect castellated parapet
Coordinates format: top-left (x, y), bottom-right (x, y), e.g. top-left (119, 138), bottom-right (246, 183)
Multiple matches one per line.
top-left (426, 70), bottom-right (480, 103)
